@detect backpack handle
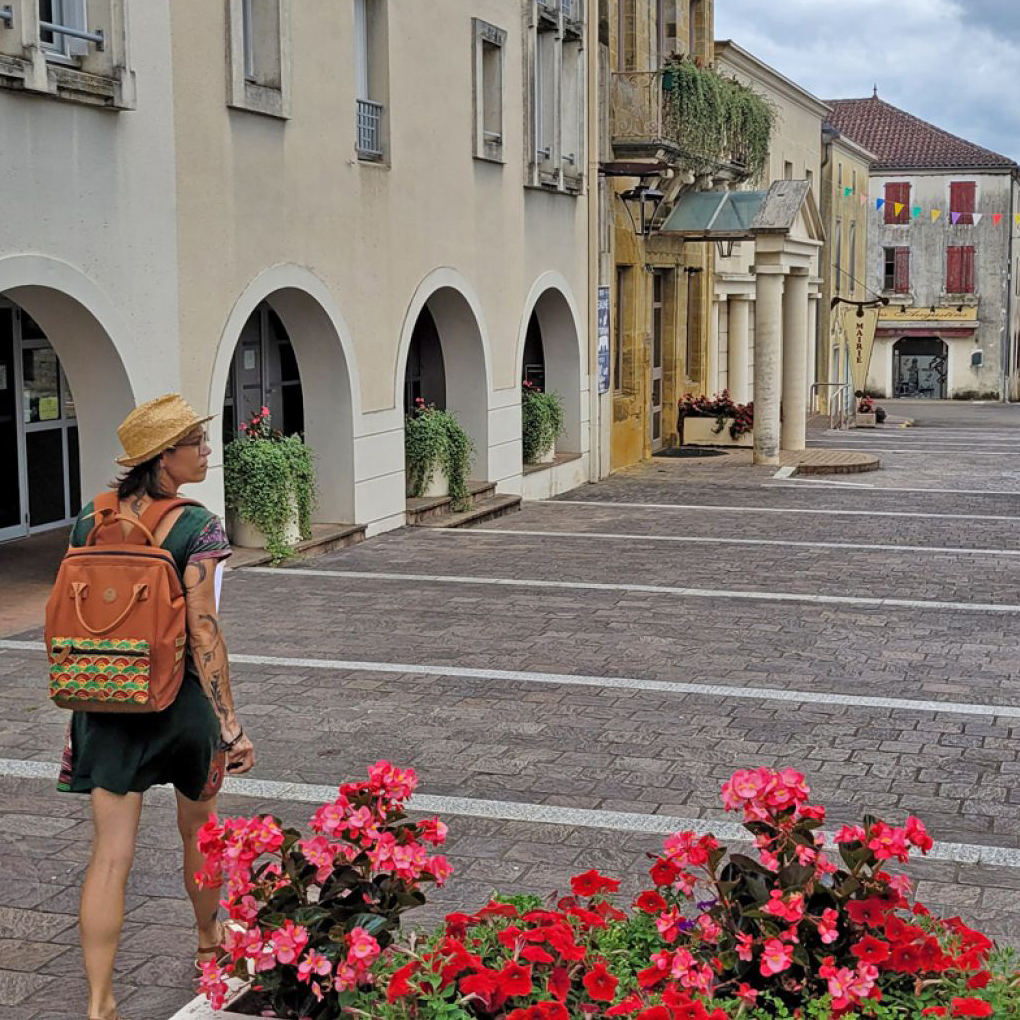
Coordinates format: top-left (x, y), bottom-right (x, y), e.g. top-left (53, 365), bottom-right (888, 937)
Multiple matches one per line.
top-left (71, 581), bottom-right (150, 636)
top-left (85, 508), bottom-right (158, 547)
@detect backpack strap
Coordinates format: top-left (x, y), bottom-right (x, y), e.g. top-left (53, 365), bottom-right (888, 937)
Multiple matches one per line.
top-left (86, 494), bottom-right (201, 547)
top-left (138, 498), bottom-right (202, 541)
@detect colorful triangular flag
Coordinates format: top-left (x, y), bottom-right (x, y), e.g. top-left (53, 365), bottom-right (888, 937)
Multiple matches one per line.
top-left (893, 202), bottom-right (904, 215)
top-left (1015, 212), bottom-right (1020, 226)
top-left (931, 209), bottom-right (942, 222)
top-left (844, 186), bottom-right (853, 197)
top-left (973, 213), bottom-right (983, 225)
top-left (911, 206), bottom-right (922, 218)
top-left (859, 192), bottom-right (867, 206)
top-left (951, 212), bottom-right (961, 224)
top-left (876, 198), bottom-right (886, 210)
top-left (993, 213), bottom-right (1003, 226)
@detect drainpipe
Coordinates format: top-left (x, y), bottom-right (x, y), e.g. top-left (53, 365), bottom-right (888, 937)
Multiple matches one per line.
top-left (1005, 173), bottom-right (1017, 402)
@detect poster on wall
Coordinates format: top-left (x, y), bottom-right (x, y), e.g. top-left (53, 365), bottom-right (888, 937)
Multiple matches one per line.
top-left (597, 286), bottom-right (610, 394)
top-left (841, 305), bottom-right (880, 395)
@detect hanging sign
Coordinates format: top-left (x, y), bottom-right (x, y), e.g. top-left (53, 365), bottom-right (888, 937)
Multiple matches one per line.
top-left (841, 305), bottom-right (880, 395)
top-left (597, 286), bottom-right (611, 394)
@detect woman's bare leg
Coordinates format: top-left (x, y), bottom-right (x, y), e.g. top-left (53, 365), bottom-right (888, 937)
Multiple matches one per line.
top-left (81, 789), bottom-right (143, 1019)
top-left (176, 790), bottom-right (222, 956)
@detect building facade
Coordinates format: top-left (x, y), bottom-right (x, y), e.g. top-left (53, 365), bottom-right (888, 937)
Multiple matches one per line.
top-left (0, 0), bottom-right (591, 546)
top-left (828, 96), bottom-right (1020, 401)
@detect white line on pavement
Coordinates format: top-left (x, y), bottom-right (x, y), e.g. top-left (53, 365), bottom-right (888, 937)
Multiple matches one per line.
top-left (3, 757), bottom-right (1018, 869)
top-left (806, 442), bottom-right (1020, 456)
top-left (430, 527), bottom-right (1020, 558)
top-left (4, 639), bottom-right (1018, 719)
top-left (763, 482), bottom-right (1020, 496)
top-left (244, 566), bottom-right (1020, 614)
top-left (548, 499), bottom-right (1020, 523)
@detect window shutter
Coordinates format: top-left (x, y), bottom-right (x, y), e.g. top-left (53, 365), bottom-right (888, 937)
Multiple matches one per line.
top-left (946, 246), bottom-right (963, 293)
top-left (885, 182), bottom-right (910, 225)
top-left (894, 247), bottom-right (910, 293)
top-left (951, 181), bottom-right (976, 226)
top-left (64, 0), bottom-right (90, 57)
top-left (963, 246), bottom-right (976, 293)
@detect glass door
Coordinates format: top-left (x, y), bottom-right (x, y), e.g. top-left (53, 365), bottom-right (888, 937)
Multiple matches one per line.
top-left (0, 307), bottom-right (26, 541)
top-left (650, 270), bottom-right (665, 450)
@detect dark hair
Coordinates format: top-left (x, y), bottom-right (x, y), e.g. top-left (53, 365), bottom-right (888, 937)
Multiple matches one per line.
top-left (113, 456), bottom-right (173, 501)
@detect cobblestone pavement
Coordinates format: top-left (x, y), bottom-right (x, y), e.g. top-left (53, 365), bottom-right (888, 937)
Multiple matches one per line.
top-left (3, 402), bottom-right (1020, 1018)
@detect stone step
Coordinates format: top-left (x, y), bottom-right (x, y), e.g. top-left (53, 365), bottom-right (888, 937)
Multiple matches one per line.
top-left (405, 480), bottom-right (496, 525)
top-left (229, 523), bottom-right (366, 569)
top-left (415, 493), bottom-right (523, 529)
top-left (794, 450), bottom-right (881, 475)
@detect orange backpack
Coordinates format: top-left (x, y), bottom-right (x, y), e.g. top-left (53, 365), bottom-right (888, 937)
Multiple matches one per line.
top-left (45, 492), bottom-right (199, 712)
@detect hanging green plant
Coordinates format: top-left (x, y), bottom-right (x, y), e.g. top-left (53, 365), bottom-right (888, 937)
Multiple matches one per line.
top-left (661, 56), bottom-right (776, 182)
top-left (224, 408), bottom-right (317, 564)
top-left (405, 399), bottom-right (474, 511)
top-left (521, 382), bottom-right (565, 463)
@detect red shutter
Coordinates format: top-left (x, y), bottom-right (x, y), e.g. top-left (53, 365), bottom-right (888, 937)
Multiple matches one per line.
top-left (947, 246), bottom-right (963, 293)
top-left (951, 181), bottom-right (976, 225)
top-left (885, 182), bottom-right (911, 224)
top-left (962, 246), bottom-right (976, 293)
top-left (894, 247), bottom-right (910, 293)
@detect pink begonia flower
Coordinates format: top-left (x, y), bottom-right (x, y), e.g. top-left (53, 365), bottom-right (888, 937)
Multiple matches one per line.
top-left (889, 872), bottom-right (913, 897)
top-left (736, 983), bottom-right (758, 1005)
top-left (867, 821), bottom-right (911, 863)
top-left (735, 932), bottom-right (754, 962)
top-left (656, 907), bottom-right (685, 943)
top-left (311, 801), bottom-right (348, 836)
top-left (697, 913), bottom-right (721, 941)
top-left (795, 844), bottom-right (818, 866)
top-left (198, 959), bottom-right (231, 1010)
top-left (818, 907), bottom-right (839, 945)
top-left (763, 890), bottom-right (805, 924)
top-left (905, 815), bottom-right (933, 853)
top-left (835, 824), bottom-right (867, 844)
top-left (269, 920), bottom-right (309, 965)
top-left (759, 938), bottom-right (794, 976)
top-left (297, 949), bottom-right (332, 983)
top-left (418, 817), bottom-right (448, 846)
top-left (348, 927), bottom-right (381, 962)
top-left (425, 854), bottom-right (453, 884)
top-left (298, 835), bottom-right (338, 883)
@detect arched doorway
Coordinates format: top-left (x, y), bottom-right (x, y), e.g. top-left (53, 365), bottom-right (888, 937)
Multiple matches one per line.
top-left (893, 337), bottom-right (947, 399)
top-left (211, 272), bottom-right (358, 524)
top-left (0, 286), bottom-right (134, 543)
top-left (400, 284), bottom-right (490, 477)
top-left (519, 286), bottom-right (583, 456)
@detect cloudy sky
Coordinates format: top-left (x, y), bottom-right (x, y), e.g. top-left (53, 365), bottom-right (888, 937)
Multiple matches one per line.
top-left (714, 0), bottom-right (1020, 164)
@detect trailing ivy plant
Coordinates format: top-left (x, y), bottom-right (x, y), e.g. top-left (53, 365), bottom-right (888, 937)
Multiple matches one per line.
top-left (662, 56), bottom-right (776, 182)
top-left (521, 382), bottom-right (565, 463)
top-left (224, 408), bottom-right (317, 564)
top-left (405, 399), bottom-right (474, 511)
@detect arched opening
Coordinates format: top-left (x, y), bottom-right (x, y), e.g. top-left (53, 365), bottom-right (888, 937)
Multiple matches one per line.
top-left (0, 288), bottom-right (133, 543)
top-left (520, 287), bottom-right (583, 456)
top-left (214, 281), bottom-right (357, 525)
top-left (401, 286), bottom-right (489, 477)
top-left (893, 337), bottom-right (947, 399)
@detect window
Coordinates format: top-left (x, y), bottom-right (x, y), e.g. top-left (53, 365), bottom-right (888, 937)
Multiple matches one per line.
top-left (837, 162), bottom-right (843, 191)
top-left (561, 38), bottom-right (583, 178)
top-left (535, 29), bottom-right (555, 164)
top-left (354, 0), bottom-right (389, 160)
top-left (834, 220), bottom-right (842, 296)
top-left (228, 0), bottom-right (289, 118)
top-left (851, 168), bottom-right (857, 194)
top-left (884, 246), bottom-right (910, 293)
top-left (848, 222), bottom-right (857, 295)
top-left (619, 0), bottom-right (636, 70)
top-left (614, 267), bottom-right (627, 392)
top-left (884, 182), bottom-right (911, 224)
top-left (688, 0), bottom-right (702, 56)
top-left (950, 181), bottom-right (976, 226)
top-left (784, 160), bottom-right (794, 181)
top-left (947, 246), bottom-right (976, 294)
top-left (472, 19), bottom-right (506, 162)
top-left (38, 0), bottom-right (89, 59)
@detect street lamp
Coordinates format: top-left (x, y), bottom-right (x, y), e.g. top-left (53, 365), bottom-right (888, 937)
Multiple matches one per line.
top-left (620, 185), bottom-right (664, 237)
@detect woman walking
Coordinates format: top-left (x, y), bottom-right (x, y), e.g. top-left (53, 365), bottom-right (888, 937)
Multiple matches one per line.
top-left (57, 394), bottom-right (256, 1020)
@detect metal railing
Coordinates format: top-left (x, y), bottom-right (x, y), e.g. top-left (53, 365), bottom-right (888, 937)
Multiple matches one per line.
top-left (356, 98), bottom-right (383, 159)
top-left (811, 382), bottom-right (853, 431)
top-left (0, 6), bottom-right (12, 26)
top-left (40, 18), bottom-right (104, 50)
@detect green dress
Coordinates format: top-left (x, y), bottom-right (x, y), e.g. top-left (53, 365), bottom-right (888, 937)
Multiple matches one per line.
top-left (57, 500), bottom-right (232, 802)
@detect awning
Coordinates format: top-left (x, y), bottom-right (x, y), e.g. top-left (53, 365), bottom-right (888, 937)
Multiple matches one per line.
top-left (659, 190), bottom-right (768, 239)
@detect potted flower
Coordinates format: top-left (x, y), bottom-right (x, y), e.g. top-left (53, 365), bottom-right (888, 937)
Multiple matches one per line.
top-left (405, 398), bottom-right (474, 510)
top-left (856, 395), bottom-right (878, 428)
top-left (521, 380), bottom-right (565, 465)
top-left (224, 407), bottom-right (316, 563)
top-left (678, 391), bottom-right (753, 447)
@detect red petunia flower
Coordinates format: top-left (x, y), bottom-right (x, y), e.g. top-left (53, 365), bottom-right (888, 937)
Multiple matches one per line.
top-left (497, 960), bottom-right (534, 999)
top-left (951, 999), bottom-right (993, 1018)
top-left (607, 994), bottom-right (645, 1016)
top-left (582, 961), bottom-right (619, 1003)
top-left (851, 935), bottom-right (891, 965)
top-left (637, 965), bottom-right (668, 989)
top-left (635, 1009), bottom-right (671, 1020)
top-left (521, 945), bottom-right (555, 965)
top-left (966, 971), bottom-right (992, 991)
top-left (634, 890), bottom-right (668, 914)
top-left (846, 897), bottom-right (893, 928)
top-left (649, 857), bottom-right (678, 886)
top-left (386, 961), bottom-right (418, 1003)
top-left (571, 868), bottom-right (622, 898)
top-left (547, 966), bottom-right (570, 1002)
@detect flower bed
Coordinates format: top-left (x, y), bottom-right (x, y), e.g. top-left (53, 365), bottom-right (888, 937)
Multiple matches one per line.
top-left (678, 392), bottom-right (753, 446)
top-left (194, 765), bottom-right (1019, 1020)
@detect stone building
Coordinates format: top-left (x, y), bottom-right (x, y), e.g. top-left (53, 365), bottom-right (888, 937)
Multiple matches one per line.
top-left (0, 0), bottom-right (590, 547)
top-left (827, 95), bottom-right (1020, 401)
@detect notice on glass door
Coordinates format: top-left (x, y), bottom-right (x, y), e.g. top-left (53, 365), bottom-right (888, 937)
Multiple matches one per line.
top-left (39, 396), bottom-right (60, 421)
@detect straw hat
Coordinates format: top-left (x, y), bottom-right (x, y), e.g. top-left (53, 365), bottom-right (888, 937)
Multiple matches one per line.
top-left (116, 394), bottom-right (214, 467)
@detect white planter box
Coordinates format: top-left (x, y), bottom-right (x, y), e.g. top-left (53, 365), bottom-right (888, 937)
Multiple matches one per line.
top-left (683, 416), bottom-right (753, 447)
top-left (406, 462), bottom-right (449, 499)
top-left (527, 439), bottom-right (556, 465)
top-left (227, 502), bottom-right (300, 550)
top-left (854, 412), bottom-right (877, 428)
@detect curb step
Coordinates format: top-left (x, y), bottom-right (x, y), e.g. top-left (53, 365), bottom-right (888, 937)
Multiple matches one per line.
top-left (415, 494), bottom-right (522, 529)
top-left (229, 523), bottom-right (366, 569)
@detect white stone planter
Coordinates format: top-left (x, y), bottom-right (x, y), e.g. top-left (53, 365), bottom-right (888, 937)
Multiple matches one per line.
top-left (683, 416), bottom-right (753, 448)
top-left (227, 502), bottom-right (301, 550)
top-left (527, 439), bottom-right (556, 465)
top-left (854, 412), bottom-right (877, 428)
top-left (170, 979), bottom-right (251, 1019)
top-left (406, 462), bottom-right (449, 499)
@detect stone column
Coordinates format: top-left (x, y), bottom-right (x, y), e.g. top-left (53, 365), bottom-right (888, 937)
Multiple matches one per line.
top-left (753, 271), bottom-right (785, 465)
top-left (708, 300), bottom-right (721, 395)
top-left (727, 296), bottom-right (750, 403)
top-left (781, 272), bottom-right (810, 451)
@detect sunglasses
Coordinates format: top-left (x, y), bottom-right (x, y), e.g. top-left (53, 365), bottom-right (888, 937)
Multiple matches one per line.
top-left (171, 431), bottom-right (209, 450)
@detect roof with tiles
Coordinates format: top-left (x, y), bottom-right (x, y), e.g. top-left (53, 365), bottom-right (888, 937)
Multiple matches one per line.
top-left (826, 95), bottom-right (1018, 173)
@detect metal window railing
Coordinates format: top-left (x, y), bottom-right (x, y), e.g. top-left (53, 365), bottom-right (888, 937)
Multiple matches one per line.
top-left (356, 98), bottom-right (384, 158)
top-left (0, 6), bottom-right (12, 26)
top-left (40, 17), bottom-right (104, 50)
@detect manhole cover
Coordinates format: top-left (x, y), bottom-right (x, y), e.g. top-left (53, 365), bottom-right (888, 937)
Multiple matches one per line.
top-left (653, 447), bottom-right (728, 459)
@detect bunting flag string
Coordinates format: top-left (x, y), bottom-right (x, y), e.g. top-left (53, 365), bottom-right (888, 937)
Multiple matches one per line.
top-left (931, 209), bottom-right (941, 222)
top-left (893, 202), bottom-right (904, 216)
top-left (993, 213), bottom-right (1003, 226)
top-left (865, 197), bottom-right (1013, 227)
top-left (951, 212), bottom-right (961, 224)
top-left (973, 213), bottom-right (983, 226)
